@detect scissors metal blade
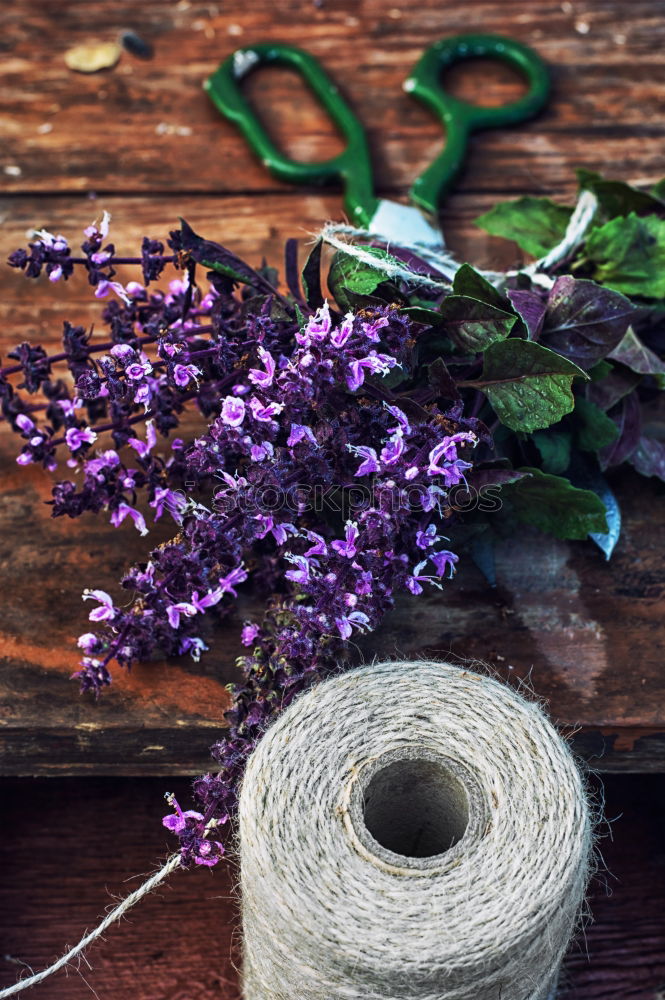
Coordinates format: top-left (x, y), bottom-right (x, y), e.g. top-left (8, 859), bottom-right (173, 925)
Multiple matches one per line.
top-left (366, 199), bottom-right (459, 280)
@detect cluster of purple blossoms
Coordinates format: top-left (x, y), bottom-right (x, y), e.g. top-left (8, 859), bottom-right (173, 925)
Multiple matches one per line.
top-left (3, 217), bottom-right (488, 865)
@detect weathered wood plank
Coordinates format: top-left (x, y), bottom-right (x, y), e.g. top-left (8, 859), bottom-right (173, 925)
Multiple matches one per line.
top-left (1, 773), bottom-right (664, 998)
top-left (1, 195), bottom-right (664, 775)
top-left (2, 1), bottom-right (665, 197)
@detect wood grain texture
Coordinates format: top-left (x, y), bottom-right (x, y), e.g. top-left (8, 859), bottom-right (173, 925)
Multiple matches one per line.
top-left (0, 773), bottom-right (664, 999)
top-left (1, 0), bottom-right (665, 776)
top-left (2, 0), bottom-right (665, 197)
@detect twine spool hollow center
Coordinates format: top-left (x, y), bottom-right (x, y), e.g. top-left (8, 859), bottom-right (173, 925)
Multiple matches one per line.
top-left (345, 748), bottom-right (486, 874)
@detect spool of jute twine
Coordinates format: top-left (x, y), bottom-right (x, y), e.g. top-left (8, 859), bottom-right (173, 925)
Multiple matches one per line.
top-left (239, 660), bottom-right (593, 1000)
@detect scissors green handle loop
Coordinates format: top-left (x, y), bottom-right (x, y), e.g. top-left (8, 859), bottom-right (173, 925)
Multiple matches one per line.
top-left (406, 34), bottom-right (550, 215)
top-left (205, 44), bottom-right (379, 227)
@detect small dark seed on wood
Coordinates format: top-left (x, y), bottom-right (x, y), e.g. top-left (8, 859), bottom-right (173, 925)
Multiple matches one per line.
top-left (121, 30), bottom-right (154, 60)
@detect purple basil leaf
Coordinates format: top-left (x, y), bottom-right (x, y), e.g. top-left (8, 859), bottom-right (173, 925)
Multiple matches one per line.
top-left (598, 391), bottom-right (642, 469)
top-left (178, 218), bottom-right (266, 289)
top-left (284, 238), bottom-right (301, 302)
top-left (507, 288), bottom-right (547, 340)
top-left (608, 327), bottom-right (665, 386)
top-left (427, 357), bottom-right (460, 400)
top-left (466, 466), bottom-right (531, 489)
top-left (301, 239), bottom-right (324, 309)
top-left (629, 436), bottom-right (665, 481)
top-left (540, 276), bottom-right (634, 368)
top-left (587, 367), bottom-right (640, 410)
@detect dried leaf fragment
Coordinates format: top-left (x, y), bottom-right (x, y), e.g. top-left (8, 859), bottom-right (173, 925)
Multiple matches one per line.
top-left (64, 41), bottom-right (122, 73)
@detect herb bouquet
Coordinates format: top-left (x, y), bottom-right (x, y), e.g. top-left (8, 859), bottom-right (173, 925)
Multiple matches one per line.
top-left (3, 169), bottom-right (664, 864)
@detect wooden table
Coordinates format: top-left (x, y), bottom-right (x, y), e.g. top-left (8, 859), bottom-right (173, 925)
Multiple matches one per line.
top-left (1, 1), bottom-right (664, 997)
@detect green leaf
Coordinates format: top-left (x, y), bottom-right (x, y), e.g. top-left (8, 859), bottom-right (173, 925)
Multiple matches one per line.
top-left (585, 213), bottom-right (665, 297)
top-left (532, 430), bottom-right (572, 474)
top-left (474, 196), bottom-right (573, 257)
top-left (474, 340), bottom-right (588, 432)
top-left (608, 326), bottom-right (665, 388)
top-left (575, 396), bottom-right (620, 451)
top-left (327, 246), bottom-right (403, 310)
top-left (577, 168), bottom-right (665, 218)
top-left (588, 360), bottom-right (613, 381)
top-left (439, 295), bottom-right (517, 352)
top-left (652, 177), bottom-right (665, 200)
top-left (400, 305), bottom-right (445, 325)
top-left (451, 263), bottom-right (510, 311)
top-left (502, 468), bottom-right (608, 539)
top-left (301, 239), bottom-right (324, 309)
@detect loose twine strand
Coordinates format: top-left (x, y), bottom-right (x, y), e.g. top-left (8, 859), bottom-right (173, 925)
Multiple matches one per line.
top-left (0, 854), bottom-right (181, 998)
top-left (319, 189), bottom-right (598, 291)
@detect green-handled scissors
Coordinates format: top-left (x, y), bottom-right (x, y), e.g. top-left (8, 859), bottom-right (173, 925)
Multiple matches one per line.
top-left (205, 35), bottom-right (549, 255)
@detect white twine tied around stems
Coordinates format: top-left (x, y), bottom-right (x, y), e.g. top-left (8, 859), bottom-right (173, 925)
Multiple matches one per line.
top-left (239, 661), bottom-right (593, 1000)
top-left (319, 188), bottom-right (598, 291)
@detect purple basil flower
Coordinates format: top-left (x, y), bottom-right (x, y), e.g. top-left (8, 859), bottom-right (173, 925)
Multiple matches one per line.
top-left (218, 564), bottom-right (248, 596)
top-left (249, 397), bottom-right (283, 422)
top-left (297, 301), bottom-right (331, 346)
top-left (94, 279), bottom-right (131, 305)
top-left (151, 487), bottom-right (186, 523)
top-left (380, 433), bottom-right (404, 466)
top-left (162, 794), bottom-right (204, 834)
top-left (241, 623), bottom-right (260, 646)
top-left (194, 839), bottom-right (225, 867)
top-left (83, 589), bottom-right (117, 622)
top-left (330, 312), bottom-right (354, 348)
top-left (384, 402), bottom-right (411, 435)
top-left (84, 211), bottom-right (111, 241)
top-left (349, 445), bottom-right (379, 477)
top-left (166, 601), bottom-right (197, 629)
top-left (248, 347), bottom-right (276, 388)
top-left (347, 351), bottom-right (397, 392)
top-left (173, 363), bottom-right (200, 388)
top-left (430, 550), bottom-right (459, 578)
top-left (284, 554), bottom-right (313, 585)
top-left (331, 521), bottom-right (359, 559)
top-left (110, 503), bottom-right (148, 536)
top-left (335, 610), bottom-right (370, 640)
top-left (287, 423), bottom-right (317, 447)
top-left (77, 632), bottom-right (100, 653)
top-left (303, 531), bottom-right (327, 557)
top-left (220, 395), bottom-right (246, 427)
top-left (126, 359), bottom-right (153, 381)
top-left (65, 426), bottom-right (97, 452)
top-left (416, 524), bottom-right (438, 549)
top-left (128, 421), bottom-right (157, 459)
top-left (362, 315), bottom-right (390, 341)
top-left (179, 636), bottom-right (208, 661)
top-left (427, 432), bottom-right (477, 483)
top-left (15, 413), bottom-right (35, 434)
